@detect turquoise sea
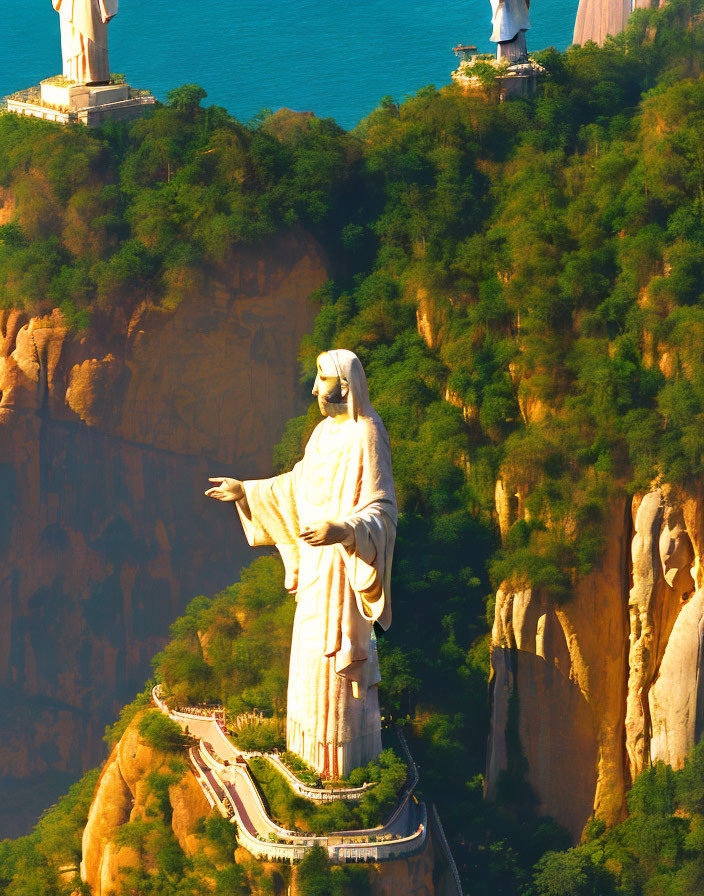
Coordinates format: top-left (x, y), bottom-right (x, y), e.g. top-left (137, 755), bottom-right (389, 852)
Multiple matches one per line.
top-left (2, 0), bottom-right (578, 130)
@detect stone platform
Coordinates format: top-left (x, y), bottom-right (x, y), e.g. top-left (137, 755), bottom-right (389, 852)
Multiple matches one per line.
top-left (452, 54), bottom-right (545, 101)
top-left (4, 76), bottom-right (155, 127)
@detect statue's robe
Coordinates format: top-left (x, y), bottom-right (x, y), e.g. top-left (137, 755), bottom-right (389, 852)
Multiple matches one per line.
top-left (237, 412), bottom-right (397, 778)
top-left (572, 0), bottom-right (637, 46)
top-left (490, 0), bottom-right (530, 61)
top-left (52, 0), bottom-right (118, 84)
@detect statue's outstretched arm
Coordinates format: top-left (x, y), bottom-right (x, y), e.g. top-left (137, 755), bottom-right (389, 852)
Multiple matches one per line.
top-left (204, 477), bottom-right (251, 518)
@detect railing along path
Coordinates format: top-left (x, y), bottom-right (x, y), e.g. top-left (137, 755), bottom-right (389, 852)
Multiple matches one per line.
top-left (152, 685), bottom-right (427, 864)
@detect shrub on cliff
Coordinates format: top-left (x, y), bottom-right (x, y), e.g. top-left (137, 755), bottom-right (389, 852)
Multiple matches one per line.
top-left (533, 851), bottom-right (616, 896)
top-left (233, 719), bottom-right (285, 752)
top-left (295, 845), bottom-right (371, 895)
top-left (0, 90), bottom-right (360, 317)
top-left (104, 684), bottom-right (153, 746)
top-left (154, 557), bottom-right (293, 714)
top-left (532, 742), bottom-right (704, 896)
top-left (0, 767), bottom-right (98, 895)
top-left (138, 710), bottom-right (189, 753)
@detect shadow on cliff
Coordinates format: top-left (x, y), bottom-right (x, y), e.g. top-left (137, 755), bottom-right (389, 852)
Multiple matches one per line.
top-left (0, 228), bottom-right (327, 836)
top-left (487, 647), bottom-right (599, 843)
top-left (0, 414), bottom-right (253, 834)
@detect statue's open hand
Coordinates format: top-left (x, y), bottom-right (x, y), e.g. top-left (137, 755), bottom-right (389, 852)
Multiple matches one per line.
top-left (300, 521), bottom-right (349, 547)
top-left (205, 477), bottom-right (244, 502)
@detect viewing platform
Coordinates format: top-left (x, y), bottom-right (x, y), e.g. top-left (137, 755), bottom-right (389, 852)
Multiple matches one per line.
top-left (451, 46), bottom-right (544, 100)
top-left (152, 685), bottom-right (428, 865)
top-left (3, 75), bottom-right (155, 127)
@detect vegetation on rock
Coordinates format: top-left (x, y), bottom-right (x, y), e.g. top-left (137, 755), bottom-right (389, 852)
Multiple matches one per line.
top-left (138, 711), bottom-right (190, 753)
top-left (248, 747), bottom-right (407, 834)
top-left (0, 769), bottom-right (97, 895)
top-left (0, 89), bottom-right (357, 319)
top-left (104, 686), bottom-right (154, 746)
top-left (154, 558), bottom-right (293, 718)
top-left (534, 741), bottom-right (704, 895)
top-left (4, 0), bottom-right (704, 892)
top-left (295, 846), bottom-right (371, 895)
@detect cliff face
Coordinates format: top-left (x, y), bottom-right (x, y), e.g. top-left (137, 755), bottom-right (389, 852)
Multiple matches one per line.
top-left (573, 0), bottom-right (631, 47)
top-left (487, 482), bottom-right (704, 842)
top-left (0, 229), bottom-right (326, 836)
top-left (81, 714), bottom-right (213, 895)
top-left (85, 712), bottom-right (446, 896)
top-left (288, 835), bottom-right (441, 896)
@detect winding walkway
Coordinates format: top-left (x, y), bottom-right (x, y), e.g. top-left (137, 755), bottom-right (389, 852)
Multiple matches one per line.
top-left (152, 686), bottom-right (427, 864)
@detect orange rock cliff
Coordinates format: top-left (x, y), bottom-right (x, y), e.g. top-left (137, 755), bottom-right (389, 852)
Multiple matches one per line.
top-left (0, 229), bottom-right (326, 837)
top-left (82, 712), bottom-right (453, 896)
top-left (487, 479), bottom-right (704, 842)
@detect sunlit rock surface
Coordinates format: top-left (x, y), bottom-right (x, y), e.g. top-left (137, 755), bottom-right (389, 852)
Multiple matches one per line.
top-left (487, 482), bottom-right (704, 842)
top-left (0, 229), bottom-right (326, 836)
top-left (81, 715), bottom-right (212, 895)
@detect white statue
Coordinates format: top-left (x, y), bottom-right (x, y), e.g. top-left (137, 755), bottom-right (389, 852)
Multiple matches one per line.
top-left (206, 350), bottom-right (397, 778)
top-left (490, 0), bottom-right (531, 62)
top-left (52, 0), bottom-right (118, 85)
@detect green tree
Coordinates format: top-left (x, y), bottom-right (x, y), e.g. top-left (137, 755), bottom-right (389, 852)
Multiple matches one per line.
top-left (138, 710), bottom-right (189, 752)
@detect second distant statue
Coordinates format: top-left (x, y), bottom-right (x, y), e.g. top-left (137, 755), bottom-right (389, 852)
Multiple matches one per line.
top-left (206, 350), bottom-right (397, 779)
top-left (52, 0), bottom-right (118, 85)
top-left (490, 0), bottom-right (531, 62)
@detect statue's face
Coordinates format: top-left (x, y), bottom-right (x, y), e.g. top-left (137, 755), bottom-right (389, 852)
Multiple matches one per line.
top-left (313, 353), bottom-right (347, 418)
top-left (659, 511), bottom-right (695, 593)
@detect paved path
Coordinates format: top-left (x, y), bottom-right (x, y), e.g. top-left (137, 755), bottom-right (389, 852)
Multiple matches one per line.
top-left (152, 686), bottom-right (427, 861)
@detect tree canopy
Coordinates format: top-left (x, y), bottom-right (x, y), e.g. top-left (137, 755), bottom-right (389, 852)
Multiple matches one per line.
top-left (5, 0), bottom-right (704, 892)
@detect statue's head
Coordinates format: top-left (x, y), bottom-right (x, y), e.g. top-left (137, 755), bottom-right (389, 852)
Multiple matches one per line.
top-left (313, 350), bottom-right (371, 421)
top-left (659, 507), bottom-right (695, 594)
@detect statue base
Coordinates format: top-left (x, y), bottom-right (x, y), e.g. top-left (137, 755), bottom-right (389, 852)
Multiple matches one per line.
top-left (451, 54), bottom-right (544, 101)
top-left (3, 76), bottom-right (155, 127)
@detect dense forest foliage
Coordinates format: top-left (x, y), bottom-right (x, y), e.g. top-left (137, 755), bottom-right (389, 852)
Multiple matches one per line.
top-left (534, 742), bottom-right (704, 895)
top-left (0, 770), bottom-right (96, 896)
top-left (5, 0), bottom-right (704, 892)
top-left (0, 83), bottom-right (360, 317)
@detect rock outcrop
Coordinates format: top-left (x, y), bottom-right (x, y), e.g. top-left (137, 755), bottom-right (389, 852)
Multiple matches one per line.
top-left (0, 228), bottom-right (327, 836)
top-left (81, 713), bottom-right (212, 895)
top-left (573, 0), bottom-right (631, 47)
top-left (83, 711), bottom-right (451, 896)
top-left (287, 824), bottom-right (448, 896)
top-left (625, 491), bottom-right (694, 781)
top-left (487, 481), bottom-right (704, 842)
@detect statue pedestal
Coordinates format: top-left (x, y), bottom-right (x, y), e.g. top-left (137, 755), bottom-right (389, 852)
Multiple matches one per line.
top-left (451, 54), bottom-right (544, 101)
top-left (4, 76), bottom-right (155, 127)
top-left (40, 80), bottom-right (129, 110)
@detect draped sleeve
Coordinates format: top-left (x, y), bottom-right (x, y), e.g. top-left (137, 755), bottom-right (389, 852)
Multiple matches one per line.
top-left (338, 413), bottom-right (397, 632)
top-left (340, 508), bottom-right (395, 628)
top-left (237, 463), bottom-right (302, 592)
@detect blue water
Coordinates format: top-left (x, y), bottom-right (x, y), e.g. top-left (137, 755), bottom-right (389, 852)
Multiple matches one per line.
top-left (1, 0), bottom-right (578, 130)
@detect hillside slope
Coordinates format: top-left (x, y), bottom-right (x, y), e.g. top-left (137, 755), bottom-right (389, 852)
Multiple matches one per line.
top-left (4, 1), bottom-right (704, 891)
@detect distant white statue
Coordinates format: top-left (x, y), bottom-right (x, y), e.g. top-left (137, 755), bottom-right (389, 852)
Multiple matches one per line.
top-left (52, 0), bottom-right (118, 84)
top-left (206, 350), bottom-right (397, 778)
top-left (490, 0), bottom-right (531, 62)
